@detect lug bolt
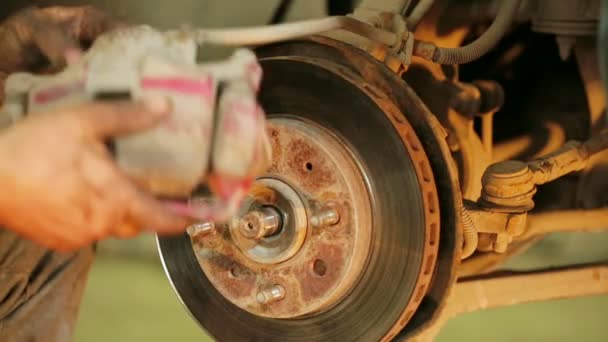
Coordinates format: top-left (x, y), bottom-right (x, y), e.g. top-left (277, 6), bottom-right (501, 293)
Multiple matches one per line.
top-left (187, 221), bottom-right (215, 238)
top-left (238, 206), bottom-right (282, 240)
top-left (256, 285), bottom-right (285, 304)
top-left (310, 207), bottom-right (340, 228)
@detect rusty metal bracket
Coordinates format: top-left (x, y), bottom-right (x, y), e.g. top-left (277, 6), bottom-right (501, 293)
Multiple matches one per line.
top-left (319, 1), bottom-right (421, 73)
top-left (324, 9), bottom-right (415, 73)
top-left (460, 131), bottom-right (608, 255)
top-left (459, 207), bottom-right (608, 277)
top-left (465, 203), bottom-right (526, 253)
top-left (482, 131), bottom-right (608, 211)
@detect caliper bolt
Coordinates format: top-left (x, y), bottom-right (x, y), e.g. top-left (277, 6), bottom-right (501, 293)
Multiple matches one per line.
top-left (310, 207), bottom-right (340, 228)
top-left (186, 221), bottom-right (216, 238)
top-left (256, 285), bottom-right (285, 305)
top-left (238, 206), bottom-right (282, 240)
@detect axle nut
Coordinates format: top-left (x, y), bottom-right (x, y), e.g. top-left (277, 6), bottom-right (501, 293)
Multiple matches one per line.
top-left (238, 207), bottom-right (282, 240)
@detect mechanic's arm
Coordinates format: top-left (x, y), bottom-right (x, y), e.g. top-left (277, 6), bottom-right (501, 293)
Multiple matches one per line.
top-left (0, 6), bottom-right (187, 251)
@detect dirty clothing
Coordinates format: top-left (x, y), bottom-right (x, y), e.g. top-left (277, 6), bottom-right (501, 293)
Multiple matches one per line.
top-left (0, 229), bottom-right (93, 342)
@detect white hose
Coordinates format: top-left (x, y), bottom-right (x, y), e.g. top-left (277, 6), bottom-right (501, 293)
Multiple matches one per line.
top-left (192, 16), bottom-right (398, 47)
top-left (407, 0), bottom-right (435, 29)
top-left (430, 0), bottom-right (521, 64)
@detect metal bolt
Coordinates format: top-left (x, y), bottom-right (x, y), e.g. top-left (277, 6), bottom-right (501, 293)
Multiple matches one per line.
top-left (310, 207), bottom-right (340, 228)
top-left (187, 221), bottom-right (215, 238)
top-left (256, 285), bottom-right (285, 304)
top-left (493, 233), bottom-right (512, 253)
top-left (238, 207), bottom-right (282, 240)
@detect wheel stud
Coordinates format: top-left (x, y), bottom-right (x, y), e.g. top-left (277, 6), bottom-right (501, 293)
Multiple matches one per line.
top-left (187, 221), bottom-right (215, 238)
top-left (311, 206), bottom-right (340, 228)
top-left (256, 285), bottom-right (285, 304)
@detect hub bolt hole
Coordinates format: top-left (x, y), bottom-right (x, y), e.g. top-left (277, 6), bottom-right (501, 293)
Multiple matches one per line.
top-left (305, 162), bottom-right (313, 172)
top-left (312, 259), bottom-right (327, 277)
top-left (229, 267), bottom-right (240, 279)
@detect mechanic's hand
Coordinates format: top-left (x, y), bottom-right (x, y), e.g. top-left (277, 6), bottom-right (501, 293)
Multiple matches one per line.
top-left (0, 6), bottom-right (120, 99)
top-left (0, 97), bottom-right (188, 252)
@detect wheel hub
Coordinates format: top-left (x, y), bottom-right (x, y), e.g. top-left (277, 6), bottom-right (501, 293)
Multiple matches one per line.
top-left (230, 178), bottom-right (308, 265)
top-left (187, 118), bottom-right (372, 318)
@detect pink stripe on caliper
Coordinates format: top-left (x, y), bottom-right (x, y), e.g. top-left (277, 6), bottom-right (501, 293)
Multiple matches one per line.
top-left (141, 77), bottom-right (214, 98)
top-left (33, 81), bottom-right (84, 105)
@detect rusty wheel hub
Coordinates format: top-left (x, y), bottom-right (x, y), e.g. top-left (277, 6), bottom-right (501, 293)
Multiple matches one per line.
top-left (188, 118), bottom-right (372, 318)
top-left (229, 178), bottom-right (308, 265)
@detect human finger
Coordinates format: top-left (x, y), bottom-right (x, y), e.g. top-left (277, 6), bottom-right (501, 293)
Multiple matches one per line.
top-left (67, 97), bottom-right (171, 138)
top-left (124, 186), bottom-right (189, 235)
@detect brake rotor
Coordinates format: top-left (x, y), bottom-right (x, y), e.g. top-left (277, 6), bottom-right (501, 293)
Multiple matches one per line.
top-left (158, 40), bottom-right (440, 341)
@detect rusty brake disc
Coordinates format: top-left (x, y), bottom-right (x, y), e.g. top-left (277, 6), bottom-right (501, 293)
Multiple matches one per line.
top-left (157, 40), bottom-right (440, 341)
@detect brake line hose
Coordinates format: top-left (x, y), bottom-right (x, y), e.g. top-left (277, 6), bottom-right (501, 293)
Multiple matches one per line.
top-left (191, 16), bottom-right (398, 47)
top-left (414, 0), bottom-right (521, 64)
top-left (407, 0), bottom-right (435, 29)
top-left (182, 0), bottom-right (518, 66)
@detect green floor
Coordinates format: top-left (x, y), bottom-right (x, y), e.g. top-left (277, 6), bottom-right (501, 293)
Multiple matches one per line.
top-left (74, 232), bottom-right (608, 342)
top-left (74, 256), bottom-right (208, 342)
